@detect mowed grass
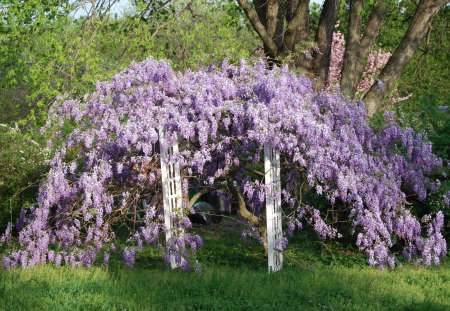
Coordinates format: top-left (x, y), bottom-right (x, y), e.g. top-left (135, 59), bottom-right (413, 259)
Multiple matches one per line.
top-left (0, 220), bottom-right (449, 311)
top-left (1, 263), bottom-right (449, 311)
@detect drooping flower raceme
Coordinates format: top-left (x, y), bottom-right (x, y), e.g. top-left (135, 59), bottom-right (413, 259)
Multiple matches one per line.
top-left (1, 57), bottom-right (446, 270)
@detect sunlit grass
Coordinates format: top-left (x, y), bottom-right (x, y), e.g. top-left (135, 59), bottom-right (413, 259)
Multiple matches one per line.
top-left (1, 261), bottom-right (449, 311)
top-left (0, 220), bottom-right (449, 310)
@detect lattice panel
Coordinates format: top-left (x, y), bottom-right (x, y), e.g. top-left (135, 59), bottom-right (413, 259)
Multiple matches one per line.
top-left (159, 128), bottom-right (184, 269)
top-left (264, 144), bottom-right (283, 273)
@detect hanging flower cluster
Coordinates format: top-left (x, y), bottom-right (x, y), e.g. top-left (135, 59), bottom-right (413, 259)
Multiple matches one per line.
top-left (1, 57), bottom-right (447, 270)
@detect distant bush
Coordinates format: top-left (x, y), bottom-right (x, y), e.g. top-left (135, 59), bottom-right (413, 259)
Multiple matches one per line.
top-left (0, 125), bottom-right (49, 229)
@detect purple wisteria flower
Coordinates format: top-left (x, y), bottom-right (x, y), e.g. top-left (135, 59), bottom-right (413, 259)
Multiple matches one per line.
top-left (0, 222), bottom-right (12, 245)
top-left (123, 247), bottom-right (135, 268)
top-left (443, 191), bottom-right (450, 207)
top-left (1, 57), bottom-right (447, 270)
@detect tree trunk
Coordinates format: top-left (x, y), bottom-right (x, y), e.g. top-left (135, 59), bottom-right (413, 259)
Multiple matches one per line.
top-left (286, 0), bottom-right (311, 46)
top-left (237, 0), bottom-right (446, 115)
top-left (287, 0), bottom-right (313, 72)
top-left (351, 0), bottom-right (387, 95)
top-left (341, 0), bottom-right (387, 97)
top-left (254, 0), bottom-right (285, 52)
top-left (363, 0), bottom-right (448, 117)
top-left (236, 0), bottom-right (279, 58)
top-left (237, 0), bottom-right (337, 84)
top-left (312, 0), bottom-right (342, 87)
top-left (340, 0), bottom-right (363, 95)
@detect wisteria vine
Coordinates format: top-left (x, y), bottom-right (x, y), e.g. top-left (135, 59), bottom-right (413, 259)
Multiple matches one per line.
top-left (1, 57), bottom-right (447, 270)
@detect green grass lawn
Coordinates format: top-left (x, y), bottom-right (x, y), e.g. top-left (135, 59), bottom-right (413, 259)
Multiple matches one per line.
top-left (0, 220), bottom-right (449, 311)
top-left (1, 262), bottom-right (449, 311)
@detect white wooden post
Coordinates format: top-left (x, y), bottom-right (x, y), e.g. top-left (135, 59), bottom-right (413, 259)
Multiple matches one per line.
top-left (159, 128), bottom-right (184, 269)
top-left (264, 144), bottom-right (283, 273)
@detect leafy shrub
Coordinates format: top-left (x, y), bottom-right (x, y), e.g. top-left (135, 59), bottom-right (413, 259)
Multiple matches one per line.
top-left (0, 125), bottom-right (48, 230)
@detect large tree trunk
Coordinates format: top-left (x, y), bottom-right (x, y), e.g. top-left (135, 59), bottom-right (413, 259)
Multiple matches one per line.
top-left (340, 0), bottom-right (363, 95)
top-left (363, 0), bottom-right (448, 117)
top-left (286, 0), bottom-right (311, 47)
top-left (312, 0), bottom-right (341, 87)
top-left (236, 0), bottom-right (279, 58)
top-left (341, 0), bottom-right (387, 97)
top-left (282, 0), bottom-right (312, 73)
top-left (350, 0), bottom-right (387, 95)
top-left (237, 0), bottom-right (337, 85)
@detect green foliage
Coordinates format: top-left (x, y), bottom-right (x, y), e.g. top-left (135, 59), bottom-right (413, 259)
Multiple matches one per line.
top-left (395, 6), bottom-right (449, 154)
top-left (0, 125), bottom-right (49, 229)
top-left (395, 91), bottom-right (450, 161)
top-left (0, 0), bottom-right (257, 127)
top-left (145, 0), bottom-right (258, 70)
top-left (0, 0), bottom-right (72, 123)
top-left (376, 0), bottom-right (416, 50)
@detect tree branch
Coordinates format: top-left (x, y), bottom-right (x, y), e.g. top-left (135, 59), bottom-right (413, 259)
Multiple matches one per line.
top-left (227, 178), bottom-right (260, 225)
top-left (227, 177), bottom-right (268, 255)
top-left (188, 185), bottom-right (225, 209)
top-left (363, 0), bottom-right (448, 117)
top-left (236, 0), bottom-right (279, 58)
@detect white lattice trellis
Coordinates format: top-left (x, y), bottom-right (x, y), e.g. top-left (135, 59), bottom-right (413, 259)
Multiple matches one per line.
top-left (159, 128), bottom-right (184, 269)
top-left (264, 144), bottom-right (283, 273)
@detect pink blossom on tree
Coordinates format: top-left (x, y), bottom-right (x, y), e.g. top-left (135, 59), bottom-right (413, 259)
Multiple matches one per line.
top-left (328, 28), bottom-right (413, 105)
top-left (328, 29), bottom-right (390, 94)
top-left (328, 28), bottom-right (346, 87)
top-left (357, 48), bottom-right (392, 93)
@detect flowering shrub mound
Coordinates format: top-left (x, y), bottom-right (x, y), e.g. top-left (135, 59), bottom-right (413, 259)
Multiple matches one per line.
top-left (1, 58), bottom-right (447, 270)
